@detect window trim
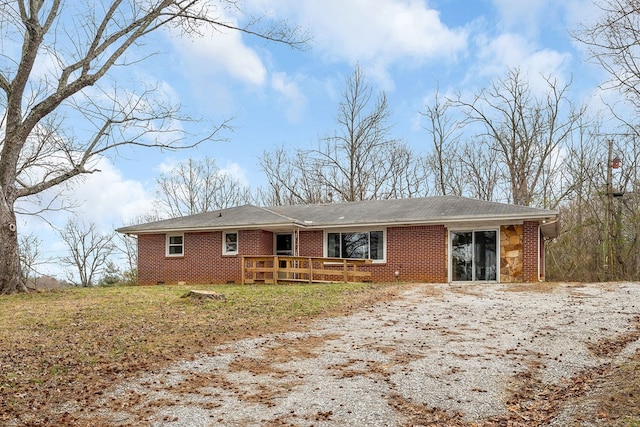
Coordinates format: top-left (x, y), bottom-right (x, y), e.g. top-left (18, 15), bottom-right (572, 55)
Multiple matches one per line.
top-left (223, 230), bottom-right (239, 256)
top-left (323, 228), bottom-right (386, 263)
top-left (448, 227), bottom-right (499, 283)
top-left (166, 233), bottom-right (184, 257)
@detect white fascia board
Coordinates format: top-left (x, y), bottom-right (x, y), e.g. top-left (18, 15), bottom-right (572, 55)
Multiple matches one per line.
top-left (301, 213), bottom-right (556, 230)
top-left (119, 212), bottom-right (557, 235)
top-left (120, 222), bottom-right (304, 235)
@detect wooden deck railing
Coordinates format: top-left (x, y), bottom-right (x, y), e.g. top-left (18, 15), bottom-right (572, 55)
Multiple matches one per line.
top-left (241, 256), bottom-right (372, 285)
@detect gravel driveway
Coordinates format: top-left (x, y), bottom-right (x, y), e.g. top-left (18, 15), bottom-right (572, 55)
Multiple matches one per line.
top-left (86, 282), bottom-right (640, 426)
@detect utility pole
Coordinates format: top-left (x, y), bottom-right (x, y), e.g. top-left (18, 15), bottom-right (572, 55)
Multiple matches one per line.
top-left (604, 139), bottom-right (612, 280)
top-left (604, 139), bottom-right (621, 281)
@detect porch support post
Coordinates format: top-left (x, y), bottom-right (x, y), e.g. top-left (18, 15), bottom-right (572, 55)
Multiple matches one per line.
top-left (273, 256), bottom-right (279, 284)
top-left (241, 256), bottom-right (246, 285)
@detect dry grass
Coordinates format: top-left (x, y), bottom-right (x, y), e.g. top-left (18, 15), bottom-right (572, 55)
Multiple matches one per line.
top-left (591, 353), bottom-right (640, 426)
top-left (0, 282), bottom-right (402, 426)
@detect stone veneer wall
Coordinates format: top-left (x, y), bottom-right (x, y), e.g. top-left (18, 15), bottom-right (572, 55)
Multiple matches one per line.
top-left (500, 225), bottom-right (523, 282)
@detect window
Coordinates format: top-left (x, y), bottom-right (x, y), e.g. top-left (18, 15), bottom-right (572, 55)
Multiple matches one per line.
top-left (166, 234), bottom-right (183, 257)
top-left (326, 231), bottom-right (384, 261)
top-left (223, 231), bottom-right (238, 255)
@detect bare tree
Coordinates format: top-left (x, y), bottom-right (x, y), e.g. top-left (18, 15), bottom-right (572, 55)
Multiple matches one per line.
top-left (259, 146), bottom-right (328, 206)
top-left (18, 232), bottom-right (44, 287)
top-left (317, 65), bottom-right (407, 201)
top-left (384, 145), bottom-right (429, 199)
top-left (114, 212), bottom-right (163, 285)
top-left (261, 65), bottom-right (417, 205)
top-left (546, 122), bottom-right (605, 280)
top-left (459, 140), bottom-right (501, 201)
top-left (114, 232), bottom-right (138, 285)
top-left (421, 88), bottom-right (464, 196)
top-left (454, 69), bottom-right (584, 206)
top-left (0, 1), bottom-right (306, 294)
top-left (59, 218), bottom-right (115, 287)
top-left (575, 0), bottom-right (640, 113)
top-left (156, 157), bottom-right (253, 217)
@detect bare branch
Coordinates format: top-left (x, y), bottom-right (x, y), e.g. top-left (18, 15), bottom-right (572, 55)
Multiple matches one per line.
top-left (0, 0), bottom-right (307, 293)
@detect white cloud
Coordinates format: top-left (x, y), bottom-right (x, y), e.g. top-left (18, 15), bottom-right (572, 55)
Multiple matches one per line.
top-left (15, 156), bottom-right (154, 279)
top-left (69, 156), bottom-right (156, 230)
top-left (156, 157), bottom-right (180, 174)
top-left (219, 161), bottom-right (250, 186)
top-left (492, 0), bottom-right (556, 34)
top-left (252, 0), bottom-right (468, 87)
top-left (271, 72), bottom-right (307, 122)
top-left (167, 11), bottom-right (267, 87)
top-left (154, 156), bottom-right (250, 187)
top-left (473, 33), bottom-right (571, 92)
top-left (305, 0), bottom-right (466, 60)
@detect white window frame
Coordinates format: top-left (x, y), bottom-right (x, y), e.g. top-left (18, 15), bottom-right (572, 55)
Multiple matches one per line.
top-left (223, 231), bottom-right (239, 256)
top-left (166, 233), bottom-right (184, 257)
top-left (448, 227), bottom-right (499, 283)
top-left (323, 228), bottom-right (386, 263)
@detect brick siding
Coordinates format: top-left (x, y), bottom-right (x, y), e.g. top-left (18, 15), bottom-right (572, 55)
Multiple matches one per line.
top-left (299, 230), bottom-right (324, 257)
top-left (137, 223), bottom-right (540, 285)
top-left (137, 230), bottom-right (273, 285)
top-left (522, 221), bottom-right (540, 282)
top-left (364, 225), bottom-right (448, 282)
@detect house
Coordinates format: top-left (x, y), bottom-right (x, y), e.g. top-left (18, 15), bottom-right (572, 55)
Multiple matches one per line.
top-left (116, 196), bottom-right (559, 285)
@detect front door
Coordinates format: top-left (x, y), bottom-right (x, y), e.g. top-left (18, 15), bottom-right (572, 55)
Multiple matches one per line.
top-left (275, 233), bottom-right (294, 280)
top-left (450, 230), bottom-right (497, 281)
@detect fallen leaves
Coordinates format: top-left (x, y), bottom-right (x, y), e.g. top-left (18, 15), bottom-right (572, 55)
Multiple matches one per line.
top-left (0, 283), bottom-right (400, 426)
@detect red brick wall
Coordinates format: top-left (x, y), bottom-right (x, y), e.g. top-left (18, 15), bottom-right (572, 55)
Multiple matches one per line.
top-left (137, 223), bottom-right (541, 285)
top-left (369, 225), bottom-right (447, 282)
top-left (137, 230), bottom-right (273, 285)
top-left (137, 234), bottom-right (166, 286)
top-left (243, 230), bottom-right (273, 255)
top-left (299, 230), bottom-right (323, 256)
top-left (522, 221), bottom-right (540, 282)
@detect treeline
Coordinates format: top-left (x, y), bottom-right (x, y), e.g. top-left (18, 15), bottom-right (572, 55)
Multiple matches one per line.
top-left (20, 1), bottom-right (640, 285)
top-left (257, 66), bottom-right (639, 282)
top-left (138, 65), bottom-right (639, 283)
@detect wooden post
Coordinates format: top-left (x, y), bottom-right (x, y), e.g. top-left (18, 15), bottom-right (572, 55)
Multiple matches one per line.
top-left (241, 256), bottom-right (246, 285)
top-left (273, 256), bottom-right (279, 284)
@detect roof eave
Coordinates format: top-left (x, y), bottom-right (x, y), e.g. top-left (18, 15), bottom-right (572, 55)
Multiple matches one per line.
top-left (117, 212), bottom-right (558, 235)
top-left (302, 212), bottom-right (558, 229)
top-left (117, 221), bottom-right (304, 235)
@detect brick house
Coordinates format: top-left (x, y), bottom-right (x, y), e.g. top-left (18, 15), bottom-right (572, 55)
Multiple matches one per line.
top-left (116, 196), bottom-right (559, 285)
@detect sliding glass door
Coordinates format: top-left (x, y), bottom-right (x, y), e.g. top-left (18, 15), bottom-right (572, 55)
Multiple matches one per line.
top-left (451, 230), bottom-right (497, 282)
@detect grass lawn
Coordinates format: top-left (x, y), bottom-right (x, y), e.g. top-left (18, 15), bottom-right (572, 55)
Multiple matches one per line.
top-left (0, 282), bottom-right (402, 426)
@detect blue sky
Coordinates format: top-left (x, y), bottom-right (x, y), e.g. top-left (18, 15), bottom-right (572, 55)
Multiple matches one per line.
top-left (19, 0), bottom-right (611, 279)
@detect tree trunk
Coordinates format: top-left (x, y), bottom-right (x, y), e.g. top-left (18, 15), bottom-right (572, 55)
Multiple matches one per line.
top-left (0, 198), bottom-right (26, 294)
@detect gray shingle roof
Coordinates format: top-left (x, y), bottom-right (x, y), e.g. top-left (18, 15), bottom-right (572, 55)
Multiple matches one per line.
top-left (117, 196), bottom-right (558, 236)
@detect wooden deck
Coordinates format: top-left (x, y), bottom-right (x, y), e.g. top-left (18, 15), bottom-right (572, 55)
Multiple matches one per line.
top-left (241, 256), bottom-right (372, 285)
